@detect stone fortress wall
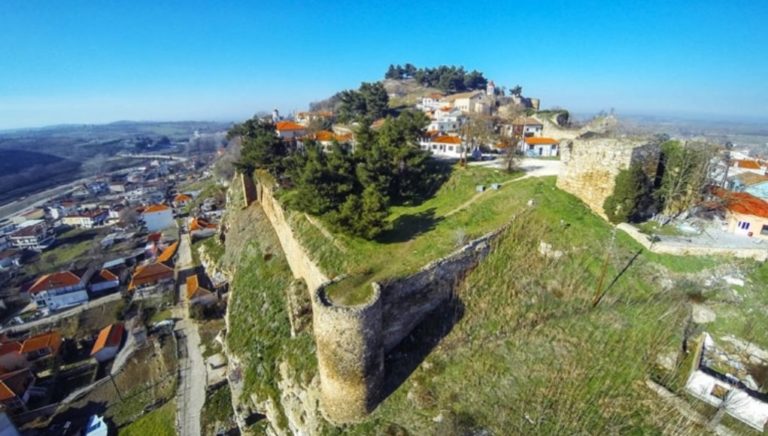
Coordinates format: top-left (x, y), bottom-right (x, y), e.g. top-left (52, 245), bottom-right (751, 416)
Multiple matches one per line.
top-left (557, 137), bottom-right (660, 218)
top-left (249, 173), bottom-right (502, 423)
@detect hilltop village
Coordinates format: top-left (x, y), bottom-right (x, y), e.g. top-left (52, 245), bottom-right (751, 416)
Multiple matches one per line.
top-left (0, 65), bottom-right (767, 435)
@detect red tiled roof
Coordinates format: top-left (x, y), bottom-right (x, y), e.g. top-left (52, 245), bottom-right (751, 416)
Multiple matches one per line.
top-left (91, 323), bottom-right (124, 356)
top-left (174, 193), bottom-right (192, 202)
top-left (186, 274), bottom-right (213, 300)
top-left (714, 188), bottom-right (768, 218)
top-left (0, 342), bottom-right (21, 357)
top-left (19, 331), bottom-right (61, 355)
top-left (433, 136), bottom-right (462, 145)
top-left (28, 271), bottom-right (82, 294)
top-left (189, 218), bottom-right (216, 232)
top-left (129, 262), bottom-right (174, 290)
top-left (275, 121), bottom-right (305, 131)
top-left (525, 137), bottom-right (559, 145)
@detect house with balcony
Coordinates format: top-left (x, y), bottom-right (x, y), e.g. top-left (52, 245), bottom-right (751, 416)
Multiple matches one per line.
top-left (27, 271), bottom-right (90, 311)
top-left (62, 209), bottom-right (109, 229)
top-left (8, 221), bottom-right (55, 251)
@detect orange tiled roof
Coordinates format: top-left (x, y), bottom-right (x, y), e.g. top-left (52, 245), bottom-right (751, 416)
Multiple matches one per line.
top-left (524, 137), bottom-right (559, 145)
top-left (734, 159), bottom-right (762, 170)
top-left (174, 193), bottom-right (192, 202)
top-left (714, 188), bottom-right (768, 219)
top-left (156, 241), bottom-right (179, 264)
top-left (19, 331), bottom-right (61, 355)
top-left (189, 218), bottom-right (216, 232)
top-left (186, 274), bottom-right (212, 300)
top-left (275, 121), bottom-right (305, 131)
top-left (433, 136), bottom-right (462, 145)
top-left (91, 323), bottom-right (124, 356)
top-left (129, 262), bottom-right (174, 290)
top-left (28, 271), bottom-right (82, 294)
top-left (143, 204), bottom-right (169, 213)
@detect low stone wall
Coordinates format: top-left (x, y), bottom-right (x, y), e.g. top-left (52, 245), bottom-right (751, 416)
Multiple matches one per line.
top-left (617, 223), bottom-right (768, 261)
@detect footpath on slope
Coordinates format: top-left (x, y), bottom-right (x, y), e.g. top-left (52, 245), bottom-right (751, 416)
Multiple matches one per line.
top-left (174, 233), bottom-right (206, 436)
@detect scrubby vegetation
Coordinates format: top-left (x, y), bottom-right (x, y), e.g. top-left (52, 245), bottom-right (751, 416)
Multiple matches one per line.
top-left (119, 400), bottom-right (176, 436)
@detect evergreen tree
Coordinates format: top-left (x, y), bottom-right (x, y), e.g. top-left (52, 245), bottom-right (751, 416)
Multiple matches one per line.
top-left (230, 117), bottom-right (287, 175)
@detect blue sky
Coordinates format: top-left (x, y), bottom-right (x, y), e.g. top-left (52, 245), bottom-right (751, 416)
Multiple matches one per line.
top-left (0, 0), bottom-right (766, 128)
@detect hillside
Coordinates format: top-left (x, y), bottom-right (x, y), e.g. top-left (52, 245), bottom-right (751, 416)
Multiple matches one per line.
top-left (214, 169), bottom-right (767, 434)
top-left (0, 149), bottom-right (81, 204)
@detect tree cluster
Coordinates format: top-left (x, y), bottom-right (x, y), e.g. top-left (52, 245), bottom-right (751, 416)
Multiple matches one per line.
top-left (336, 82), bottom-right (389, 123)
top-left (385, 64), bottom-right (487, 93)
top-left (231, 111), bottom-right (433, 239)
top-left (603, 140), bottom-right (716, 224)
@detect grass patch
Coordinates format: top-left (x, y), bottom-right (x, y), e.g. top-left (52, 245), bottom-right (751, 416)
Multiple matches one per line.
top-left (119, 399), bottom-right (175, 436)
top-left (201, 385), bottom-right (234, 435)
top-left (199, 318), bottom-right (225, 358)
top-left (287, 165), bottom-right (523, 305)
top-left (148, 308), bottom-right (173, 324)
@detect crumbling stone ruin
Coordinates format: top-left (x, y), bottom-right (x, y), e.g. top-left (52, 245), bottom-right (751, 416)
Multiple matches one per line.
top-left (557, 137), bottom-right (661, 218)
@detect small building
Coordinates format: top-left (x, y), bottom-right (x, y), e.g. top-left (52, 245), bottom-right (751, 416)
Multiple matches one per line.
top-left (729, 172), bottom-right (768, 201)
top-left (0, 369), bottom-right (36, 412)
top-left (715, 189), bottom-right (768, 240)
top-left (90, 323), bottom-right (125, 363)
top-left (19, 331), bottom-right (61, 361)
top-left (419, 135), bottom-right (470, 159)
top-left (141, 204), bottom-right (174, 232)
top-left (508, 116), bottom-right (543, 138)
top-left (62, 209), bottom-right (109, 229)
top-left (187, 274), bottom-right (217, 308)
top-left (27, 271), bottom-right (90, 311)
top-left (173, 193), bottom-right (193, 208)
top-left (83, 414), bottom-right (109, 436)
top-left (8, 222), bottom-right (55, 251)
top-left (275, 121), bottom-right (306, 140)
top-left (189, 217), bottom-right (217, 239)
top-left (521, 137), bottom-right (560, 157)
top-left (88, 269), bottom-right (120, 293)
top-left (129, 262), bottom-right (174, 292)
top-left (443, 91), bottom-right (490, 115)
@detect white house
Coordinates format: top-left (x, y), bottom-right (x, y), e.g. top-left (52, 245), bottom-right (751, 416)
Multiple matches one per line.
top-left (90, 323), bottom-right (124, 363)
top-left (419, 135), bottom-right (471, 159)
top-left (275, 121), bottom-right (306, 140)
top-left (521, 137), bottom-right (560, 157)
top-left (417, 93), bottom-right (446, 111)
top-left (0, 250), bottom-right (22, 270)
top-left (141, 204), bottom-right (174, 232)
top-left (27, 271), bottom-right (90, 311)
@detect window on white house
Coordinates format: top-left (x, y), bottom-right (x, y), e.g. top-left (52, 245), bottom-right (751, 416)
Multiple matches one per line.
top-left (762, 224), bottom-right (768, 236)
top-left (738, 221), bottom-right (750, 230)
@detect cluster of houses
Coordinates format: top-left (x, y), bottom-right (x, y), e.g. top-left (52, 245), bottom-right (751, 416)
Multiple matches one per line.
top-left (273, 82), bottom-right (561, 160)
top-left (0, 321), bottom-right (126, 419)
top-left (714, 152), bottom-right (768, 241)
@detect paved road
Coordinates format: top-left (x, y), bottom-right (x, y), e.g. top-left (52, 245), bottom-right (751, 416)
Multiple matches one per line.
top-left (0, 292), bottom-right (122, 334)
top-left (470, 156), bottom-right (561, 177)
top-left (175, 233), bottom-right (206, 436)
